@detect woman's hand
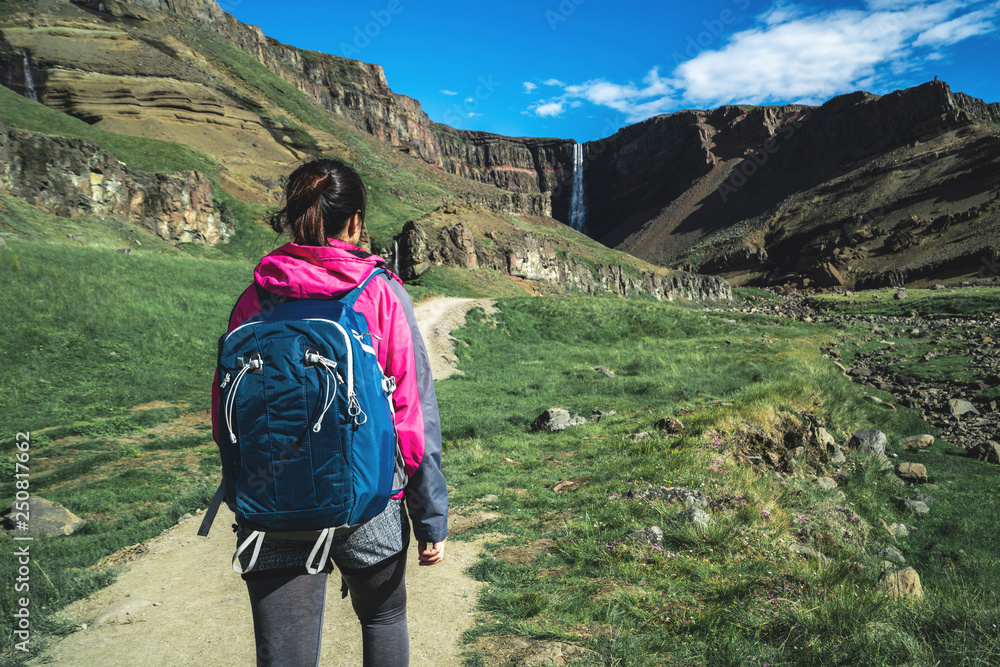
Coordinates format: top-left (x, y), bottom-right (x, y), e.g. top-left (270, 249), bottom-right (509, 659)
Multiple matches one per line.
top-left (418, 539), bottom-right (446, 566)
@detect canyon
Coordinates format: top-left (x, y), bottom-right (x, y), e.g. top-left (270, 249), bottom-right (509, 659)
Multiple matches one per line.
top-left (1, 0), bottom-right (998, 289)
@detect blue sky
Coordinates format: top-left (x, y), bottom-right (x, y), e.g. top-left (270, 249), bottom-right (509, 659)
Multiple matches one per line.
top-left (223, 0), bottom-right (1000, 142)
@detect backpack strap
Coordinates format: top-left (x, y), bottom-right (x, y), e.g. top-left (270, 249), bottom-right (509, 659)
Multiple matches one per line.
top-left (253, 268), bottom-right (389, 310)
top-left (340, 268), bottom-right (387, 307)
top-left (197, 482), bottom-right (226, 537)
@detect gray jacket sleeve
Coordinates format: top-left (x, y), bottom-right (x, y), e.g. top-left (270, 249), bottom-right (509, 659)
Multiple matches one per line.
top-left (387, 279), bottom-right (448, 543)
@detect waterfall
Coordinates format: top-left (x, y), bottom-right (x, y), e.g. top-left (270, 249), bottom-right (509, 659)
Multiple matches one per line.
top-left (22, 51), bottom-right (38, 103)
top-left (392, 238), bottom-right (400, 276)
top-left (569, 142), bottom-right (586, 233)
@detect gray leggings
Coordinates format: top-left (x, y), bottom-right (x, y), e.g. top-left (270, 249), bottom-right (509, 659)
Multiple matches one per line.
top-left (246, 550), bottom-right (409, 667)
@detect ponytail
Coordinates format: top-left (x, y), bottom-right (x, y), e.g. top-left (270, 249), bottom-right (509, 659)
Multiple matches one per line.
top-left (271, 159), bottom-right (367, 246)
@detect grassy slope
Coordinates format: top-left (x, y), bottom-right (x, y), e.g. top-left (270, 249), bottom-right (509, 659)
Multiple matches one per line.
top-left (178, 25), bottom-right (449, 247)
top-left (0, 83), bottom-right (280, 263)
top-left (439, 298), bottom-right (999, 666)
top-left (0, 240), bottom-right (252, 661)
top-left (0, 7), bottom-right (996, 663)
top-left (0, 236), bottom-right (997, 664)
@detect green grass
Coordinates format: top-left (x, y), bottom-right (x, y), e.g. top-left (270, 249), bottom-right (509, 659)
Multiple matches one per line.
top-left (178, 26), bottom-right (448, 245)
top-left (808, 287), bottom-right (1000, 318)
top-left (1, 227), bottom-right (998, 665)
top-left (0, 84), bottom-right (221, 177)
top-left (437, 297), bottom-right (1000, 666)
top-left (0, 241), bottom-right (251, 435)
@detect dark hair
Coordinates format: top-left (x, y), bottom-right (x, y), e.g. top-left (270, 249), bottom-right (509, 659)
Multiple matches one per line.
top-left (270, 159), bottom-right (367, 246)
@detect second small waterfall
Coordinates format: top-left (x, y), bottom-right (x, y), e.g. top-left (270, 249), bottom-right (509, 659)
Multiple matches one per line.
top-left (22, 51), bottom-right (38, 103)
top-left (569, 142), bottom-right (586, 233)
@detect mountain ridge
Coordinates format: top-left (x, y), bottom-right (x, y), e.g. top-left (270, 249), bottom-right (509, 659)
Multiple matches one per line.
top-left (2, 0), bottom-right (998, 288)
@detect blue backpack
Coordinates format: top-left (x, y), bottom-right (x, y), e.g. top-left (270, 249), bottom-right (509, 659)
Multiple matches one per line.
top-left (199, 269), bottom-right (405, 574)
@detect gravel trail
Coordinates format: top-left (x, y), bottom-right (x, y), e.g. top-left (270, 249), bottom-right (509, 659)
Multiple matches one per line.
top-left (29, 297), bottom-right (493, 666)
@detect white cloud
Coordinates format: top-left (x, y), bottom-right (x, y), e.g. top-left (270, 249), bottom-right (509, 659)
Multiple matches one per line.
top-left (761, 2), bottom-right (803, 25)
top-left (465, 97), bottom-right (475, 103)
top-left (468, 112), bottom-right (482, 118)
top-left (525, 0), bottom-right (999, 120)
top-left (528, 68), bottom-right (676, 122)
top-left (914, 6), bottom-right (999, 46)
top-left (523, 82), bottom-right (538, 93)
top-left (532, 100), bottom-right (566, 117)
top-left (440, 90), bottom-right (458, 96)
top-left (676, 0), bottom-right (998, 107)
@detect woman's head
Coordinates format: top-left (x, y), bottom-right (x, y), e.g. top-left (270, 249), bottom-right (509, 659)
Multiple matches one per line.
top-left (272, 159), bottom-right (367, 246)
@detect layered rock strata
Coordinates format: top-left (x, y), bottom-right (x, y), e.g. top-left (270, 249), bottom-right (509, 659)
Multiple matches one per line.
top-left (0, 122), bottom-right (224, 243)
top-left (395, 216), bottom-right (732, 303)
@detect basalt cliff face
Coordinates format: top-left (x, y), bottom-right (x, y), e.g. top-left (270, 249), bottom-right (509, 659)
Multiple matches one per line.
top-left (3, 0), bottom-right (998, 287)
top-left (49, 0), bottom-right (573, 217)
top-left (574, 81), bottom-right (1000, 287)
top-left (396, 205), bottom-right (732, 303)
top-left (0, 121), bottom-right (224, 243)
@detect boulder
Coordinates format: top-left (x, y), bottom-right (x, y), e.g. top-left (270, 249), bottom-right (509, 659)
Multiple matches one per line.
top-left (628, 525), bottom-right (664, 548)
top-left (877, 567), bottom-right (923, 598)
top-left (850, 429), bottom-right (887, 456)
top-left (830, 445), bottom-right (847, 463)
top-left (673, 508), bottom-right (712, 529)
top-left (967, 441), bottom-right (1000, 464)
top-left (901, 435), bottom-right (934, 450)
top-left (815, 427), bottom-right (836, 451)
top-left (895, 462), bottom-right (928, 484)
top-left (948, 399), bottom-right (980, 419)
top-left (816, 477), bottom-right (838, 490)
top-left (589, 409), bottom-right (616, 423)
top-left (878, 546), bottom-right (906, 565)
top-left (897, 498), bottom-right (930, 515)
top-left (654, 417), bottom-right (684, 434)
top-left (812, 263), bottom-right (845, 287)
top-left (531, 408), bottom-right (587, 433)
top-left (888, 523), bottom-right (909, 539)
top-left (1, 497), bottom-right (84, 537)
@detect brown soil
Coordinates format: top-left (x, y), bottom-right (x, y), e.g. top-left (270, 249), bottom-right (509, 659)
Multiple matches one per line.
top-left (412, 297), bottom-right (496, 380)
top-left (30, 298), bottom-right (495, 666)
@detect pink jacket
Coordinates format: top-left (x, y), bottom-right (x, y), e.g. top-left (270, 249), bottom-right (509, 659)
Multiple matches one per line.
top-left (211, 239), bottom-right (448, 543)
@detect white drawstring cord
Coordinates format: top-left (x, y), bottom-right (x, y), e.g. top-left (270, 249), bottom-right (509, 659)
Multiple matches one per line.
top-left (305, 528), bottom-right (336, 575)
top-left (233, 530), bottom-right (265, 573)
top-left (225, 357), bottom-right (262, 444)
top-left (306, 352), bottom-right (341, 433)
top-left (348, 393), bottom-right (367, 426)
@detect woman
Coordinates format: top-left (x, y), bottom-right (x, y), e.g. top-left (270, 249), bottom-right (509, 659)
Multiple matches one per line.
top-left (212, 158), bottom-right (448, 667)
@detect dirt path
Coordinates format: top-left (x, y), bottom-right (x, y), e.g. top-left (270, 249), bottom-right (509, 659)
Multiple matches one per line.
top-left (412, 297), bottom-right (496, 380)
top-left (31, 297), bottom-right (494, 666)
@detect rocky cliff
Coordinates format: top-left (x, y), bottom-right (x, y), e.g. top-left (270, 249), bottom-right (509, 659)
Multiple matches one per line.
top-left (2, 0), bottom-right (572, 217)
top-left (0, 121), bottom-right (224, 243)
top-left (577, 81), bottom-right (1000, 287)
top-left (395, 205), bottom-right (732, 303)
top-left (3, 0), bottom-right (998, 287)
